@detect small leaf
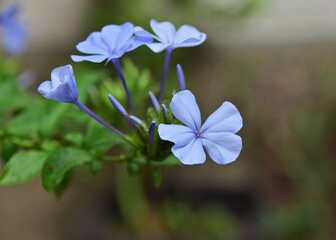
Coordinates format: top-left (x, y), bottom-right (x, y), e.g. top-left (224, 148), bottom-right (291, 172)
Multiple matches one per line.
top-left (127, 162), bottom-right (142, 176)
top-left (6, 109), bottom-right (43, 136)
top-left (160, 154), bottom-right (181, 166)
top-left (90, 160), bottom-right (103, 174)
top-left (40, 102), bottom-right (70, 137)
top-left (53, 170), bottom-right (73, 198)
top-left (0, 151), bottom-right (48, 185)
top-left (64, 132), bottom-right (84, 146)
top-left (41, 148), bottom-right (92, 191)
top-left (0, 138), bottom-right (18, 161)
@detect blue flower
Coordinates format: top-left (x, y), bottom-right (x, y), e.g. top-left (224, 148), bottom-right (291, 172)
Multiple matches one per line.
top-left (158, 90), bottom-right (242, 165)
top-left (71, 22), bottom-right (151, 63)
top-left (38, 65), bottom-right (78, 103)
top-left (134, 19), bottom-right (206, 53)
top-left (0, 4), bottom-right (28, 55)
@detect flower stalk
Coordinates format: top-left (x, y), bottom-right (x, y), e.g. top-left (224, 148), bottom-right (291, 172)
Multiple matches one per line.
top-left (158, 47), bottom-right (173, 103)
top-left (112, 58), bottom-right (136, 115)
top-left (75, 100), bottom-right (126, 139)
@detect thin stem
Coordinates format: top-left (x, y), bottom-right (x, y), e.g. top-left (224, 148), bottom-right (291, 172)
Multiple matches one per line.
top-left (75, 100), bottom-right (126, 139)
top-left (158, 47), bottom-right (173, 104)
top-left (112, 58), bottom-right (136, 115)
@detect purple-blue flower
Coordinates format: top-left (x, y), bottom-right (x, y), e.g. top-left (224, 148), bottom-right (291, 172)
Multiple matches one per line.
top-left (134, 19), bottom-right (206, 53)
top-left (158, 90), bottom-right (242, 165)
top-left (0, 4), bottom-right (28, 55)
top-left (71, 22), bottom-right (151, 63)
top-left (38, 65), bottom-right (126, 138)
top-left (38, 65), bottom-right (78, 103)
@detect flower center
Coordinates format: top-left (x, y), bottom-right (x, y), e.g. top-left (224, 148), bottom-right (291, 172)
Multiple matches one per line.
top-left (195, 132), bottom-right (202, 138)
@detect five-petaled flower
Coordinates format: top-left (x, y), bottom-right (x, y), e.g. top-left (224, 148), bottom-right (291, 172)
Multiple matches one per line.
top-left (71, 22), bottom-right (151, 63)
top-left (0, 4), bottom-right (28, 55)
top-left (158, 90), bottom-right (242, 165)
top-left (134, 19), bottom-right (206, 53)
top-left (38, 65), bottom-right (78, 103)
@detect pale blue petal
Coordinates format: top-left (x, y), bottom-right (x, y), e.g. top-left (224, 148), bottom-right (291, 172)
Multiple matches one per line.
top-left (170, 90), bottom-right (201, 132)
top-left (101, 24), bottom-right (121, 50)
top-left (63, 66), bottom-right (78, 98)
top-left (134, 26), bottom-right (157, 40)
top-left (76, 32), bottom-right (108, 55)
top-left (38, 82), bottom-right (72, 103)
top-left (177, 33), bottom-right (206, 48)
top-left (201, 132), bottom-right (242, 165)
top-left (172, 138), bottom-right (206, 165)
top-left (71, 55), bottom-right (107, 63)
top-left (145, 42), bottom-right (170, 53)
top-left (173, 25), bottom-right (206, 48)
top-left (158, 124), bottom-right (195, 146)
top-left (150, 19), bottom-right (176, 44)
top-left (50, 66), bottom-right (64, 86)
top-left (38, 81), bottom-right (52, 96)
top-left (38, 65), bottom-right (78, 103)
top-left (54, 83), bottom-right (78, 103)
top-left (125, 38), bottom-right (149, 52)
top-left (115, 22), bottom-right (134, 50)
top-left (201, 101), bottom-right (243, 134)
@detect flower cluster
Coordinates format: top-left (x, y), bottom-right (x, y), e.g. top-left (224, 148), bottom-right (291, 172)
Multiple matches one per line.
top-left (0, 4), bottom-right (28, 55)
top-left (38, 20), bottom-right (243, 165)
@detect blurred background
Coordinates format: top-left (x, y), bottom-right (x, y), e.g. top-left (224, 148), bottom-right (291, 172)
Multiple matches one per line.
top-left (1, 0), bottom-right (336, 239)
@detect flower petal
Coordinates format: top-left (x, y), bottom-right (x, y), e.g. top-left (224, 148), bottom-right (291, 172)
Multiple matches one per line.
top-left (201, 132), bottom-right (242, 164)
top-left (158, 124), bottom-right (195, 146)
top-left (134, 26), bottom-right (157, 40)
top-left (38, 65), bottom-right (78, 103)
top-left (145, 42), bottom-right (170, 53)
top-left (71, 55), bottom-right (107, 63)
top-left (201, 101), bottom-right (243, 134)
top-left (76, 32), bottom-right (108, 55)
top-left (101, 24), bottom-right (121, 50)
top-left (115, 22), bottom-right (134, 50)
top-left (169, 90), bottom-right (201, 132)
top-left (54, 83), bottom-right (78, 103)
top-left (38, 81), bottom-right (53, 96)
top-left (150, 19), bottom-right (176, 44)
top-left (172, 138), bottom-right (206, 165)
top-left (173, 25), bottom-right (206, 48)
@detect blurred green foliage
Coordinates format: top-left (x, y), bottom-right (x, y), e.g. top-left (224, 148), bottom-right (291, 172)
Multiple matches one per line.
top-left (0, 57), bottom-right (164, 194)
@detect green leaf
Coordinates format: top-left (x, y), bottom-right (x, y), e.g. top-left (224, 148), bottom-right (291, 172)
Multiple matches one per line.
top-left (53, 170), bottom-right (73, 198)
top-left (0, 151), bottom-right (48, 185)
top-left (39, 102), bottom-right (70, 137)
top-left (159, 154), bottom-right (181, 166)
top-left (90, 160), bottom-right (103, 174)
top-left (64, 132), bottom-right (84, 146)
top-left (6, 108), bottom-right (43, 136)
top-left (41, 148), bottom-right (92, 191)
top-left (127, 162), bottom-right (142, 176)
top-left (0, 138), bottom-right (18, 161)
